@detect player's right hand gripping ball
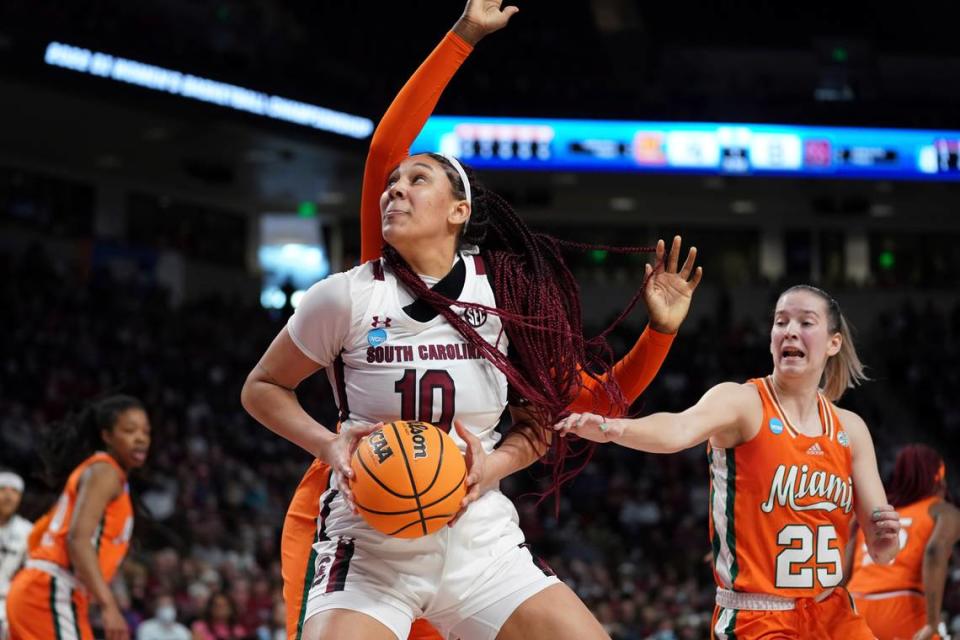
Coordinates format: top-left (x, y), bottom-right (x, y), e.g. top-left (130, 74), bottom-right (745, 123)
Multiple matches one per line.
top-left (350, 421), bottom-right (467, 538)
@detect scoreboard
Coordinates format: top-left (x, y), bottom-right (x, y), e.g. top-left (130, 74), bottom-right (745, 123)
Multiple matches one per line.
top-left (411, 117), bottom-right (960, 181)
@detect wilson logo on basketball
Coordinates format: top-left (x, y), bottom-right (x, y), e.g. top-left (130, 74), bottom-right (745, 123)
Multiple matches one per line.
top-left (406, 422), bottom-right (430, 459)
top-left (463, 307), bottom-right (487, 327)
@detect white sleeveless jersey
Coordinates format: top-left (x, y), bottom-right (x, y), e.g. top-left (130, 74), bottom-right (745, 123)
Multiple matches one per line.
top-left (289, 254), bottom-right (509, 454)
top-left (0, 514), bottom-right (32, 601)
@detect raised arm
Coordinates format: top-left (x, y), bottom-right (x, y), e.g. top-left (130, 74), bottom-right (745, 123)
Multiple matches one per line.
top-left (842, 409), bottom-right (901, 565)
top-left (360, 1), bottom-right (518, 262)
top-left (557, 382), bottom-right (757, 453)
top-left (571, 235), bottom-right (701, 415)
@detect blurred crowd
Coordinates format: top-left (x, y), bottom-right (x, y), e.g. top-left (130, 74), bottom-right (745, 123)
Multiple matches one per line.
top-left (2, 241), bottom-right (959, 640)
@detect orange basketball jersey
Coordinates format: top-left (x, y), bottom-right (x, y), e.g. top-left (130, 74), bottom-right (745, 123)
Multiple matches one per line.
top-left (708, 377), bottom-right (855, 598)
top-left (30, 452), bottom-right (134, 583)
top-left (849, 495), bottom-right (939, 595)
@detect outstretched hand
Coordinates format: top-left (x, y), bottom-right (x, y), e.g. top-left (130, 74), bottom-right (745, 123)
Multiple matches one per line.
top-left (644, 235), bottom-right (702, 334)
top-left (553, 412), bottom-right (622, 443)
top-left (319, 422), bottom-right (383, 514)
top-left (453, 0), bottom-right (519, 46)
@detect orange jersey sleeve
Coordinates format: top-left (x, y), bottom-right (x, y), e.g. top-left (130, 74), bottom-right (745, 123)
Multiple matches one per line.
top-left (570, 326), bottom-right (675, 416)
top-left (355, 30), bottom-right (673, 413)
top-left (360, 32), bottom-right (474, 263)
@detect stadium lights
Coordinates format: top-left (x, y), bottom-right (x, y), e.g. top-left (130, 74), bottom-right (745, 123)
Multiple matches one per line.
top-left (44, 41), bottom-right (374, 140)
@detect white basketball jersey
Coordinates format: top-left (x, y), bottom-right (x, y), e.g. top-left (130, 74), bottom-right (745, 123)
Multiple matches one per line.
top-left (0, 514), bottom-right (32, 603)
top-left (327, 254), bottom-right (509, 453)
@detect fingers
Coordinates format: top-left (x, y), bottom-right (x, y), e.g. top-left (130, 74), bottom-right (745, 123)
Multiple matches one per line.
top-left (335, 467), bottom-right (359, 514)
top-left (448, 419), bottom-right (484, 528)
top-left (461, 468), bottom-right (481, 507)
top-left (872, 505), bottom-right (900, 536)
top-left (449, 464), bottom-right (482, 527)
top-left (553, 412), bottom-right (604, 437)
top-left (341, 487), bottom-right (357, 513)
top-left (553, 413), bottom-right (579, 435)
top-left (453, 419), bottom-right (480, 446)
top-left (353, 421), bottom-right (383, 439)
top-left (667, 235), bottom-right (681, 273)
top-left (688, 266), bottom-right (704, 291)
top-left (341, 422), bottom-right (383, 481)
top-left (448, 505), bottom-right (468, 527)
top-left (655, 238), bottom-right (665, 263)
top-left (454, 420), bottom-right (482, 483)
top-left (678, 245), bottom-right (697, 279)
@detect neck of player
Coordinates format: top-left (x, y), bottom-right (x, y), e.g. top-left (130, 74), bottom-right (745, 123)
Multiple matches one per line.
top-left (396, 241), bottom-right (459, 280)
top-left (769, 371), bottom-right (823, 427)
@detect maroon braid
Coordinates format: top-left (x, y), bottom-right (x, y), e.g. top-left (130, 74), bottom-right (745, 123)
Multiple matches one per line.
top-left (382, 154), bottom-right (656, 499)
top-left (886, 444), bottom-right (947, 508)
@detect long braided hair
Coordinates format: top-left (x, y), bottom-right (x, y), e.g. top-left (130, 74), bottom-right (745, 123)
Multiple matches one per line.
top-left (36, 394), bottom-right (144, 489)
top-left (382, 154), bottom-right (654, 497)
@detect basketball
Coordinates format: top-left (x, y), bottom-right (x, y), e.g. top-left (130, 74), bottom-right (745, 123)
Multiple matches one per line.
top-left (351, 420), bottom-right (467, 538)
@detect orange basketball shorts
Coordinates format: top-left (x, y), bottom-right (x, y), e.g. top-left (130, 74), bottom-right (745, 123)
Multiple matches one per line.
top-left (854, 592), bottom-right (939, 640)
top-left (6, 567), bottom-right (93, 640)
top-left (711, 588), bottom-right (875, 639)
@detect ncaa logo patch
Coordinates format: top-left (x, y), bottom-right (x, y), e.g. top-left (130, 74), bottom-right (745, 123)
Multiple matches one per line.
top-left (769, 418), bottom-right (784, 435)
top-left (837, 430), bottom-right (850, 447)
top-left (367, 328), bottom-right (388, 347)
top-left (463, 307), bottom-right (487, 328)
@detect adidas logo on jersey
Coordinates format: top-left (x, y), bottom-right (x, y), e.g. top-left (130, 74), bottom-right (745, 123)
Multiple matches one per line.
top-left (806, 443), bottom-right (824, 456)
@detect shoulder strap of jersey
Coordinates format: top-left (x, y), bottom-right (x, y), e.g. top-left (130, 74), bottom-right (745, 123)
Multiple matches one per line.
top-left (83, 451), bottom-right (127, 484)
top-left (818, 393), bottom-right (837, 441)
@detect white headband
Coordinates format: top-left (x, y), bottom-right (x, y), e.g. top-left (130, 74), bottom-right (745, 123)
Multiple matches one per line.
top-left (441, 154), bottom-right (472, 205)
top-left (0, 471), bottom-right (24, 493)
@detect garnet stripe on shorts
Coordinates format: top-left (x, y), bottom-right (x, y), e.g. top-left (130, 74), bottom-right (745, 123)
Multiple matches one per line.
top-left (325, 538), bottom-right (355, 593)
top-left (317, 476), bottom-right (337, 543)
top-left (519, 543), bottom-right (555, 577)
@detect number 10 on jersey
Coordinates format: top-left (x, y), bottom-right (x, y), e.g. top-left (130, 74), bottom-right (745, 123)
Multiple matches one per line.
top-left (395, 369), bottom-right (456, 432)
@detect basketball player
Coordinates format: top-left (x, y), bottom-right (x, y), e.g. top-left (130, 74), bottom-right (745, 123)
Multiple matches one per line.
top-left (6, 396), bottom-right (150, 640)
top-left (270, 1), bottom-right (701, 639)
top-left (847, 445), bottom-right (959, 640)
top-left (556, 285), bottom-right (902, 639)
top-left (0, 470), bottom-right (32, 640)
top-left (242, 2), bottom-right (705, 638)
